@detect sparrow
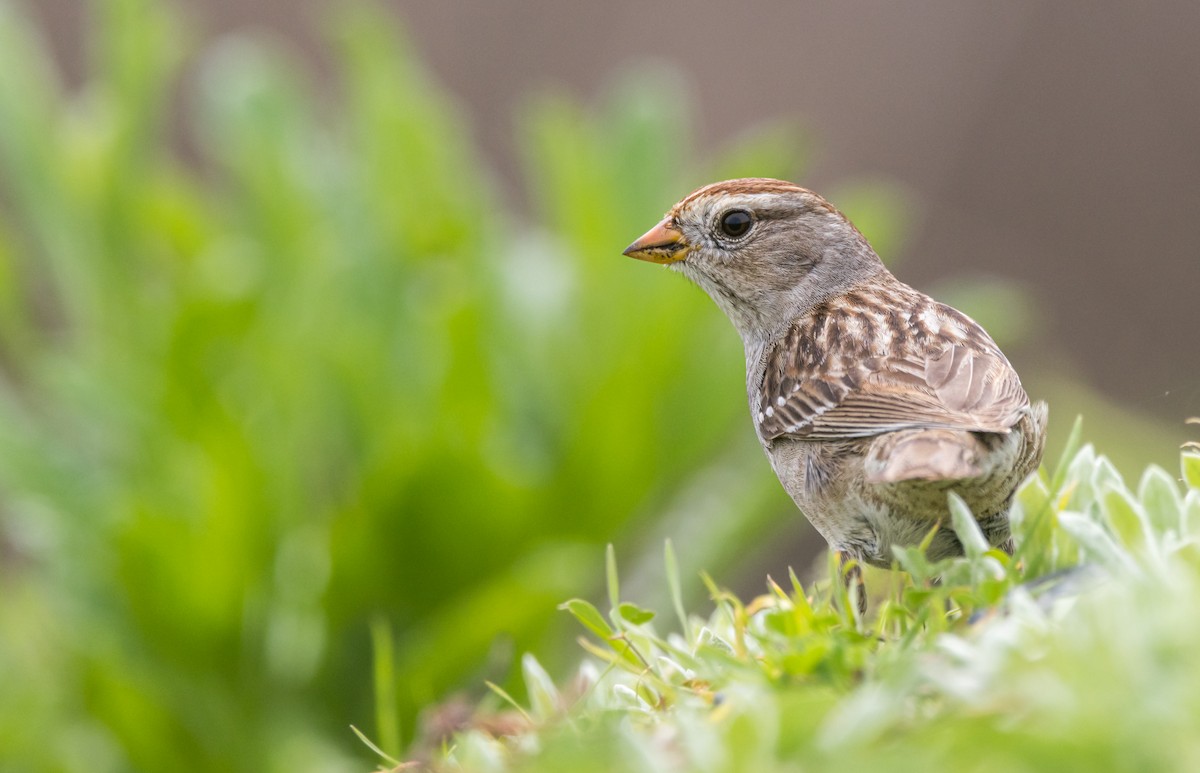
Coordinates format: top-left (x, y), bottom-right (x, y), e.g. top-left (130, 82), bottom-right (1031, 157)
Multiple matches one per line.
top-left (623, 178), bottom-right (1047, 609)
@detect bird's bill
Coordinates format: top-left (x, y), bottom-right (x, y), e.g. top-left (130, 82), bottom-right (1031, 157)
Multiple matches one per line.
top-left (622, 217), bottom-right (690, 264)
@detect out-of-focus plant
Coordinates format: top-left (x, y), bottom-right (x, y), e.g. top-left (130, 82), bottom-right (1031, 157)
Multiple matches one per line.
top-left (1, 2), bottom-right (1178, 772)
top-left (0, 1), bottom-right (910, 770)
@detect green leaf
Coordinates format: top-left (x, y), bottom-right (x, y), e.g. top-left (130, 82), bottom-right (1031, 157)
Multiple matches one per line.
top-left (1063, 446), bottom-right (1098, 512)
top-left (1049, 415), bottom-right (1085, 496)
top-left (521, 653), bottom-right (560, 722)
top-left (1101, 487), bottom-right (1149, 553)
top-left (948, 492), bottom-right (988, 558)
top-left (787, 567), bottom-right (815, 619)
top-left (1181, 452), bottom-right (1200, 491)
top-left (892, 544), bottom-right (933, 582)
top-left (452, 730), bottom-right (507, 772)
top-left (558, 598), bottom-right (614, 640)
top-left (1185, 490), bottom-right (1200, 536)
top-left (1090, 456), bottom-right (1125, 493)
top-left (618, 602), bottom-right (656, 626)
top-left (695, 626), bottom-right (734, 655)
top-left (1057, 511), bottom-right (1135, 574)
top-left (1138, 465), bottom-right (1182, 534)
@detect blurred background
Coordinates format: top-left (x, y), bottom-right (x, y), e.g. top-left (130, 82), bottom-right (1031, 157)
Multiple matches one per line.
top-left (0, 1), bottom-right (1196, 770)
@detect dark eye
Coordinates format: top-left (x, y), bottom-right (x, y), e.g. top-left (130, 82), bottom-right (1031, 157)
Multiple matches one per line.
top-left (718, 209), bottom-right (753, 238)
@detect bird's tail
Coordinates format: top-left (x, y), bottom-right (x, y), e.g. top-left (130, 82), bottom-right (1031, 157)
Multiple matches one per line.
top-left (863, 428), bottom-right (987, 484)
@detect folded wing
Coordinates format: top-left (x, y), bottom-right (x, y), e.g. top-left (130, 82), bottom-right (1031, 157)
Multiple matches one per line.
top-left (757, 305), bottom-right (1029, 442)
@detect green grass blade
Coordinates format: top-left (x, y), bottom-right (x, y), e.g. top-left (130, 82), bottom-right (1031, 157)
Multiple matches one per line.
top-left (484, 681), bottom-right (534, 726)
top-left (369, 617), bottom-right (402, 757)
top-left (350, 724), bottom-right (403, 768)
top-left (1049, 414), bottom-right (1085, 496)
top-left (606, 543), bottom-right (620, 617)
top-left (664, 539), bottom-right (690, 642)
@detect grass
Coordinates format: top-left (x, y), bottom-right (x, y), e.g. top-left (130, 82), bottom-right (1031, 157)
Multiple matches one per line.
top-left (376, 431), bottom-right (1200, 772)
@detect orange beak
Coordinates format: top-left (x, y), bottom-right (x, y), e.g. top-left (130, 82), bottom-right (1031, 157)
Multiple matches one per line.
top-left (622, 217), bottom-right (690, 264)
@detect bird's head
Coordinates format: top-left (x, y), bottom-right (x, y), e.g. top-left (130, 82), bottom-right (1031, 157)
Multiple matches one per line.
top-left (623, 178), bottom-right (887, 341)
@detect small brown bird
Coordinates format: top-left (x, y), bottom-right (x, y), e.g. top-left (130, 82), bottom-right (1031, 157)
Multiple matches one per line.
top-left (624, 179), bottom-right (1046, 606)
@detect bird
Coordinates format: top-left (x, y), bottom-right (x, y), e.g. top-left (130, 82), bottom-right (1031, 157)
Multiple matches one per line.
top-left (623, 178), bottom-right (1047, 611)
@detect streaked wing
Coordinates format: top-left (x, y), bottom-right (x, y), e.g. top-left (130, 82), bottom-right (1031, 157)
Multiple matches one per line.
top-left (757, 301), bottom-right (1030, 442)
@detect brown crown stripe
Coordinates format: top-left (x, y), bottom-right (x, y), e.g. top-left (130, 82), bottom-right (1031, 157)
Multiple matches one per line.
top-left (675, 178), bottom-right (810, 211)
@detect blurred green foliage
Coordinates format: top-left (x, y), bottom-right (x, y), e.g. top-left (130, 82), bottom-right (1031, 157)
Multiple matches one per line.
top-left (0, 1), bottom-right (896, 770)
top-left (0, 2), bottom-right (1186, 772)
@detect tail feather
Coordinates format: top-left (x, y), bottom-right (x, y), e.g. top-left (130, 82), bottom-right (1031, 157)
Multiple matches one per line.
top-left (864, 428), bottom-right (986, 484)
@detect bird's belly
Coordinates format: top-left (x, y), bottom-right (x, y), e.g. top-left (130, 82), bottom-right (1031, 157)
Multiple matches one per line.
top-left (763, 431), bottom-right (1027, 566)
top-left (763, 437), bottom-right (886, 559)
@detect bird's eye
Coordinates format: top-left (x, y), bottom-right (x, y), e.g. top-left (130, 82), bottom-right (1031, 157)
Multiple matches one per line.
top-left (718, 209), bottom-right (753, 238)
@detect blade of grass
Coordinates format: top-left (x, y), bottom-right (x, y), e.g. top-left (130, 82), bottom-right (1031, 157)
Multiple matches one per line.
top-left (369, 616), bottom-right (402, 757)
top-left (350, 725), bottom-right (403, 769)
top-left (606, 543), bottom-right (620, 612)
top-left (664, 539), bottom-right (690, 644)
top-left (484, 681), bottom-right (534, 725)
top-left (1049, 415), bottom-right (1085, 497)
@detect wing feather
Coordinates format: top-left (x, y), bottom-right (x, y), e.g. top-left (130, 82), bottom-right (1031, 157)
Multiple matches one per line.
top-left (756, 294), bottom-right (1030, 442)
